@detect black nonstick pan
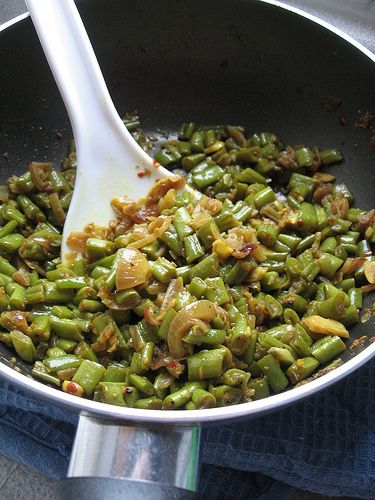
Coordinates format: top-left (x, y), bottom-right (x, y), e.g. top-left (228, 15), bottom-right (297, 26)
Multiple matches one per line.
top-left (0, 1), bottom-right (374, 498)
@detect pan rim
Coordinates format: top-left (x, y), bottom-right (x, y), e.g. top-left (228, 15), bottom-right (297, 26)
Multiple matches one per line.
top-left (259, 0), bottom-right (375, 62)
top-left (0, 342), bottom-right (374, 424)
top-left (0, 1), bottom-right (374, 424)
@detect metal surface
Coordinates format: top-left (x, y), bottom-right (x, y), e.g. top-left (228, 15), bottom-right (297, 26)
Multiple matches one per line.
top-left (0, 0), bottom-right (374, 426)
top-left (68, 416), bottom-right (201, 490)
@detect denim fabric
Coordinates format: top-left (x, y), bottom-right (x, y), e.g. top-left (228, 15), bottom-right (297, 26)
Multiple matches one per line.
top-left (0, 360), bottom-right (373, 499)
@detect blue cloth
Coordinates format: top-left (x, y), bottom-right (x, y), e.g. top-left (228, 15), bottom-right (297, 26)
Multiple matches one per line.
top-left (0, 360), bottom-right (374, 499)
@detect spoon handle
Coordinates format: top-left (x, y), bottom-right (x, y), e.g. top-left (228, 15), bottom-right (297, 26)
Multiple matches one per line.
top-left (25, 0), bottom-right (127, 142)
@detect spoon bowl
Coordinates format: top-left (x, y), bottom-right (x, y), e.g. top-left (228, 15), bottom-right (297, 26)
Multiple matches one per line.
top-left (25, 0), bottom-right (172, 257)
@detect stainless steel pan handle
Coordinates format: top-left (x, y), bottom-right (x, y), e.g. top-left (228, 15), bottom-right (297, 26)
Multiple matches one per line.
top-left (55, 414), bottom-right (202, 499)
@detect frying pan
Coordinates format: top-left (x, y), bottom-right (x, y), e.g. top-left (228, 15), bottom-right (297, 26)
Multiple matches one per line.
top-left (0, 0), bottom-right (374, 498)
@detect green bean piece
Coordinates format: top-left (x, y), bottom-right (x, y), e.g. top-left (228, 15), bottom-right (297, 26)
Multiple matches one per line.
top-left (160, 224), bottom-right (182, 257)
top-left (173, 207), bottom-right (194, 241)
top-left (187, 276), bottom-right (207, 299)
top-left (238, 166), bottom-right (266, 185)
top-left (30, 315), bottom-right (51, 342)
top-left (74, 341), bottom-right (99, 362)
top-left (50, 316), bottom-right (83, 341)
top-left (318, 253), bottom-right (344, 279)
top-left (0, 233), bottom-right (25, 253)
top-left (193, 165), bottom-right (224, 189)
top-left (153, 369), bottom-right (175, 400)
top-left (229, 314), bottom-right (251, 355)
top-left (181, 153), bottom-right (205, 171)
top-left (268, 347), bottom-right (295, 367)
top-left (257, 223), bottom-right (279, 248)
top-left (10, 330), bottom-right (36, 363)
top-left (184, 234), bottom-right (204, 264)
top-left (129, 374), bottom-right (155, 396)
top-left (260, 272), bottom-right (280, 292)
top-left (86, 238), bottom-right (115, 262)
top-left (51, 305), bottom-right (74, 319)
top-left (87, 253), bottom-right (116, 271)
top-left (17, 195), bottom-right (46, 222)
top-left (134, 397), bottom-right (163, 410)
top-left (290, 328), bottom-right (312, 358)
top-left (308, 291), bottom-right (346, 320)
top-left (156, 308), bottom-right (177, 341)
top-left (187, 348), bottom-right (230, 380)
top-left (177, 140), bottom-right (192, 156)
top-left (222, 368), bottom-right (250, 386)
top-left (286, 357), bottom-right (320, 384)
top-left (153, 148), bottom-right (178, 167)
top-left (3, 204), bottom-right (26, 225)
top-left (209, 385), bottom-right (242, 407)
top-left (130, 342), bottom-right (154, 374)
top-left (57, 339), bottom-right (77, 353)
top-left (257, 354), bottom-right (289, 393)
top-left (163, 382), bottom-right (204, 410)
top-left (348, 288), bottom-right (363, 309)
top-left (196, 219), bottom-right (220, 250)
top-left (55, 277), bottom-right (88, 289)
top-left (9, 284), bottom-right (26, 310)
top-left (32, 361), bottom-right (61, 386)
top-left (191, 388), bottom-right (216, 409)
top-left (253, 187), bottom-right (276, 209)
top-left (43, 282), bottom-right (74, 304)
top-left (72, 359), bottom-right (106, 396)
top-left (94, 382), bottom-right (126, 406)
top-left (204, 277), bottom-right (230, 305)
top-left (276, 233), bottom-right (301, 251)
top-left (44, 354), bottom-right (82, 372)
top-left (190, 130), bottom-right (205, 153)
top-left (91, 265), bottom-right (110, 280)
top-left (248, 377), bottom-right (270, 400)
top-left (102, 363), bottom-right (128, 383)
top-left (175, 290), bottom-right (195, 310)
top-left (78, 299), bottom-right (105, 313)
top-left (295, 234), bottom-right (316, 254)
top-left (183, 328), bottom-right (226, 346)
top-left (340, 304), bottom-right (359, 326)
top-left (264, 294), bottom-right (283, 319)
top-left (0, 256), bottom-right (17, 277)
top-left (132, 298), bottom-right (154, 318)
top-left (189, 253), bottom-right (219, 281)
top-left (319, 237), bottom-right (337, 254)
top-left (300, 262), bottom-right (320, 282)
top-left (113, 288), bottom-right (140, 308)
top-left (319, 149), bottom-right (343, 165)
top-left (311, 336), bottom-right (346, 364)
top-left (150, 257), bottom-right (176, 283)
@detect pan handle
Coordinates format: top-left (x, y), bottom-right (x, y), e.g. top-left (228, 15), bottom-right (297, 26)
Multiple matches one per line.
top-left (55, 477), bottom-right (205, 500)
top-left (57, 414), bottom-right (202, 499)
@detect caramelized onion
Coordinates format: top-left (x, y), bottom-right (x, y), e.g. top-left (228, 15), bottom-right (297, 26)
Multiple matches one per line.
top-left (146, 176), bottom-right (185, 206)
top-left (341, 257), bottom-right (366, 276)
top-left (115, 247), bottom-right (151, 290)
top-left (67, 231), bottom-right (90, 252)
top-left (363, 260), bottom-right (375, 284)
top-left (359, 209), bottom-right (375, 228)
top-left (168, 300), bottom-right (226, 359)
top-left (48, 192), bottom-right (66, 224)
top-left (129, 216), bottom-right (172, 249)
top-left (29, 162), bottom-right (52, 192)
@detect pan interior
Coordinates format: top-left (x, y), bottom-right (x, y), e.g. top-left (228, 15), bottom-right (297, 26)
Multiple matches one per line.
top-left (0, 0), bottom-right (374, 387)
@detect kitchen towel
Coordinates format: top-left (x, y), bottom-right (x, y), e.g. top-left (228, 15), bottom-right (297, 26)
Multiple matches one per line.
top-left (0, 360), bottom-right (373, 499)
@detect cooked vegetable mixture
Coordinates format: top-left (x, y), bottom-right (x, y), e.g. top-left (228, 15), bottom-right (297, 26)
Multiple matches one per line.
top-left (0, 121), bottom-right (374, 409)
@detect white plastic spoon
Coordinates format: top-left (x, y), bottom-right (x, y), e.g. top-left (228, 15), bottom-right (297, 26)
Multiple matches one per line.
top-left (25, 0), bottom-right (174, 258)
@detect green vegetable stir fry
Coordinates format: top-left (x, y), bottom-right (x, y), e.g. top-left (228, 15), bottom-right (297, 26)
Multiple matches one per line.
top-left (0, 121), bottom-right (374, 410)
